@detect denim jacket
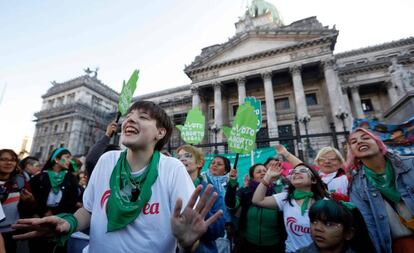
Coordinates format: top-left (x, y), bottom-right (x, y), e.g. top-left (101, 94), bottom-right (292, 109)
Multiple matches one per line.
top-left (350, 153), bottom-right (414, 253)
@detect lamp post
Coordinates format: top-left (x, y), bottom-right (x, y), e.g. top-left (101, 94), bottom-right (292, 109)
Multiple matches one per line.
top-left (299, 114), bottom-right (314, 160)
top-left (335, 107), bottom-right (349, 139)
top-left (210, 123), bottom-right (220, 154)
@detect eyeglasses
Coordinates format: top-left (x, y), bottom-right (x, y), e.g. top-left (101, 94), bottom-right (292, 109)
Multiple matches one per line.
top-left (177, 153), bottom-right (193, 160)
top-left (318, 157), bottom-right (338, 163)
top-left (0, 158), bottom-right (16, 163)
top-left (311, 220), bottom-right (343, 229)
top-left (289, 167), bottom-right (310, 176)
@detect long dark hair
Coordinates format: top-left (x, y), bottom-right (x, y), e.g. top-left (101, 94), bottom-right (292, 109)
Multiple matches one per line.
top-left (284, 163), bottom-right (329, 206)
top-left (0, 149), bottom-right (20, 178)
top-left (309, 199), bottom-right (375, 253)
top-left (42, 148), bottom-right (71, 171)
top-left (210, 155), bottom-right (231, 174)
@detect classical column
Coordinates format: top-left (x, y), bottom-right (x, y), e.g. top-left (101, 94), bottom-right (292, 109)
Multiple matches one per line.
top-left (191, 85), bottom-right (201, 108)
top-left (290, 65), bottom-right (309, 121)
top-left (385, 81), bottom-right (399, 106)
top-left (323, 59), bottom-right (347, 130)
top-left (213, 82), bottom-right (223, 144)
top-left (350, 85), bottom-right (365, 119)
top-left (237, 77), bottom-right (247, 105)
top-left (341, 87), bottom-right (354, 130)
top-left (262, 71), bottom-right (278, 138)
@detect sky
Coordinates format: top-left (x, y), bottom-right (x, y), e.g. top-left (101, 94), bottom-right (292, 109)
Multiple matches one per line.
top-left (0, 0), bottom-right (413, 152)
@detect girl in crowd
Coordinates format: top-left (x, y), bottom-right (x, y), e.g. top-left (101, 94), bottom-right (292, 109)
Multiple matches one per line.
top-left (225, 163), bottom-right (286, 253)
top-left (0, 149), bottom-right (34, 253)
top-left (295, 199), bottom-right (375, 253)
top-left (252, 161), bottom-right (329, 253)
top-left (347, 128), bottom-right (414, 253)
top-left (276, 144), bottom-right (348, 196)
top-left (176, 145), bottom-right (226, 253)
top-left (29, 147), bottom-right (81, 253)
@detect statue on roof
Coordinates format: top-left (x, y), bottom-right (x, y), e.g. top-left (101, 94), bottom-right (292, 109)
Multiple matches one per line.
top-left (389, 58), bottom-right (414, 93)
top-left (84, 67), bottom-right (99, 78)
top-left (246, 0), bottom-right (283, 24)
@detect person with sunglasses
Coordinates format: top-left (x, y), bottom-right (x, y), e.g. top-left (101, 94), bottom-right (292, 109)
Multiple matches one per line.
top-left (176, 145), bottom-right (226, 253)
top-left (252, 161), bottom-right (329, 253)
top-left (19, 156), bottom-right (41, 183)
top-left (0, 149), bottom-right (34, 253)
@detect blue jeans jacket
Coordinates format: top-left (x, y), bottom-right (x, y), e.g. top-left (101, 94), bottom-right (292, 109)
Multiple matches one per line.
top-left (350, 153), bottom-right (414, 253)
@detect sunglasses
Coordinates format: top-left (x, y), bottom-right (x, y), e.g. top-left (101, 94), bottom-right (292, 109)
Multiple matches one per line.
top-left (289, 167), bottom-right (311, 176)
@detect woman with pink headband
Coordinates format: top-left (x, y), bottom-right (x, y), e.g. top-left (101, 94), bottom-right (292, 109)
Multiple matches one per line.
top-left (347, 128), bottom-right (414, 253)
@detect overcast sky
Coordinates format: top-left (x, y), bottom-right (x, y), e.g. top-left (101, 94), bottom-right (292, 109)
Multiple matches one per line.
top-left (1, 0), bottom-right (413, 152)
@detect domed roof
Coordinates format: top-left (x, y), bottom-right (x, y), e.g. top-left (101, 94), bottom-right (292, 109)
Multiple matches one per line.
top-left (246, 0), bottom-right (283, 24)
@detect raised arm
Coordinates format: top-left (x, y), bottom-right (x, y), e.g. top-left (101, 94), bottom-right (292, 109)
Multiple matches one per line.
top-left (275, 144), bottom-right (302, 167)
top-left (252, 160), bottom-right (282, 209)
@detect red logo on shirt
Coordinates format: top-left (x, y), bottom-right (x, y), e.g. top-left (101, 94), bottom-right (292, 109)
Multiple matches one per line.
top-left (286, 217), bottom-right (310, 236)
top-left (100, 190), bottom-right (160, 215)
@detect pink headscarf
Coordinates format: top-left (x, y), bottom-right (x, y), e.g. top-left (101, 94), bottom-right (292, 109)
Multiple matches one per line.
top-left (346, 127), bottom-right (388, 169)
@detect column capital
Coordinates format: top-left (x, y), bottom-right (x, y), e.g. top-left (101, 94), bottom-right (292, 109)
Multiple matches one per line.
top-left (190, 84), bottom-right (199, 94)
top-left (322, 58), bottom-right (336, 70)
top-left (237, 77), bottom-right (246, 85)
top-left (341, 86), bottom-right (349, 94)
top-left (349, 85), bottom-right (360, 91)
top-left (261, 71), bottom-right (272, 80)
top-left (212, 81), bottom-right (222, 90)
top-left (289, 65), bottom-right (302, 75)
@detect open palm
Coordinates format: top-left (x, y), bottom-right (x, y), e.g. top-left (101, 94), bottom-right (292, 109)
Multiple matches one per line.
top-left (12, 216), bottom-right (70, 240)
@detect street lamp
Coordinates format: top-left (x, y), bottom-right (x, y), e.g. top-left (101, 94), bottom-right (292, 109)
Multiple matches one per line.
top-left (210, 123), bottom-right (220, 154)
top-left (299, 114), bottom-right (314, 160)
top-left (335, 107), bottom-right (349, 138)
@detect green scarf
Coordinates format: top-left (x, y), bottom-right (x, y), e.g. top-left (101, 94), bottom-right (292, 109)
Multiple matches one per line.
top-left (291, 189), bottom-right (314, 216)
top-left (107, 150), bottom-right (160, 232)
top-left (363, 161), bottom-right (401, 203)
top-left (193, 175), bottom-right (203, 187)
top-left (47, 170), bottom-right (67, 194)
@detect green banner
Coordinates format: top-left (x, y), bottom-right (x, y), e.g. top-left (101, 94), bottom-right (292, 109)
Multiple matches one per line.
top-left (201, 147), bottom-right (276, 185)
top-left (223, 103), bottom-right (258, 154)
top-left (176, 108), bottom-right (205, 144)
top-left (118, 70), bottom-right (139, 116)
top-left (244, 97), bottom-right (262, 133)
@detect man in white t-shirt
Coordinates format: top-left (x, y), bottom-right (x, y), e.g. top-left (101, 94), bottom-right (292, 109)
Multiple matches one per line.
top-left (13, 101), bottom-right (222, 253)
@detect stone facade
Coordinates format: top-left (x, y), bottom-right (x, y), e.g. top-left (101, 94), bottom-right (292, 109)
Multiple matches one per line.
top-left (31, 74), bottom-right (119, 162)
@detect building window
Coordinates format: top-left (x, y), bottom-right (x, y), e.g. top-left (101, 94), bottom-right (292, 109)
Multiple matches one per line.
top-left (67, 93), bottom-right (75, 103)
top-left (49, 145), bottom-right (55, 156)
top-left (44, 127), bottom-right (48, 133)
top-left (361, 99), bottom-right (374, 112)
top-left (210, 108), bottom-right (215, 120)
top-left (54, 124), bottom-right (58, 133)
top-left (64, 122), bottom-right (69, 131)
top-left (56, 96), bottom-right (64, 106)
top-left (173, 113), bottom-right (186, 125)
top-left (232, 105), bottom-right (239, 116)
top-left (305, 93), bottom-right (318, 106)
top-left (275, 97), bottom-right (290, 110)
top-left (47, 99), bottom-right (54, 108)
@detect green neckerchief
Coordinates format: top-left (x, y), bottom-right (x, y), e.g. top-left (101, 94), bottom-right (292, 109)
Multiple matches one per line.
top-left (363, 161), bottom-right (401, 203)
top-left (193, 175), bottom-right (203, 187)
top-left (291, 189), bottom-right (314, 216)
top-left (107, 150), bottom-right (160, 232)
top-left (47, 170), bottom-right (67, 194)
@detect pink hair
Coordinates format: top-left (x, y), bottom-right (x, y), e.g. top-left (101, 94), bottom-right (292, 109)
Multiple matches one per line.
top-left (346, 127), bottom-right (388, 169)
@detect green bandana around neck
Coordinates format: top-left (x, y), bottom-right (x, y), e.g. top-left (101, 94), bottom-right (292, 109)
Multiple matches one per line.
top-left (291, 189), bottom-right (314, 216)
top-left (363, 160), bottom-right (401, 203)
top-left (106, 150), bottom-right (160, 232)
top-left (193, 175), bottom-right (203, 187)
top-left (47, 170), bottom-right (67, 194)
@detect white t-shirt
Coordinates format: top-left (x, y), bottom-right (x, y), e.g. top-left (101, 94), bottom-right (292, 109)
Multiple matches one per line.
top-left (0, 203), bottom-right (5, 221)
top-left (319, 171), bottom-right (349, 195)
top-left (83, 151), bottom-right (195, 253)
top-left (273, 191), bottom-right (312, 253)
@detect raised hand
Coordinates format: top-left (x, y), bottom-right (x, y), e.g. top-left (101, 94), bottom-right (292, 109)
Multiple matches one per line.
top-left (275, 144), bottom-right (288, 156)
top-left (243, 174), bottom-right (249, 187)
top-left (171, 184), bottom-right (223, 249)
top-left (229, 168), bottom-right (237, 181)
top-left (106, 121), bottom-right (118, 138)
top-left (12, 216), bottom-right (70, 240)
top-left (264, 160), bottom-right (283, 181)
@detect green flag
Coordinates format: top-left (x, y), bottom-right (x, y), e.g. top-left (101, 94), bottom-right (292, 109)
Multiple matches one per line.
top-left (223, 103), bottom-right (258, 154)
top-left (244, 97), bottom-right (262, 133)
top-left (118, 70), bottom-right (139, 116)
top-left (176, 108), bottom-right (205, 144)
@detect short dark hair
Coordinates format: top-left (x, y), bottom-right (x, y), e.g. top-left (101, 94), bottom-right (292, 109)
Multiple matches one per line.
top-left (127, 100), bottom-right (173, 151)
top-left (309, 199), bottom-right (354, 231)
top-left (19, 156), bottom-right (39, 169)
top-left (249, 163), bottom-right (264, 178)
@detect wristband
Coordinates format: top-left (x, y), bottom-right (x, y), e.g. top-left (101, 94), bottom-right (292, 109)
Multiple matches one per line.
top-left (261, 179), bottom-right (270, 187)
top-left (53, 213), bottom-right (78, 246)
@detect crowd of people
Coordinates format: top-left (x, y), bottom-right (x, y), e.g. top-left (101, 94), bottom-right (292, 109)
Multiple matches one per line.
top-left (0, 100), bottom-right (412, 253)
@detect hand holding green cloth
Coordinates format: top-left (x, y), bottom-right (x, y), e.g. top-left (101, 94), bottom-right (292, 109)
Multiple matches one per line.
top-left (47, 170), bottom-right (67, 194)
top-left (106, 150), bottom-right (160, 232)
top-left (291, 189), bottom-right (314, 215)
top-left (363, 160), bottom-right (401, 203)
top-left (53, 213), bottom-right (78, 246)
